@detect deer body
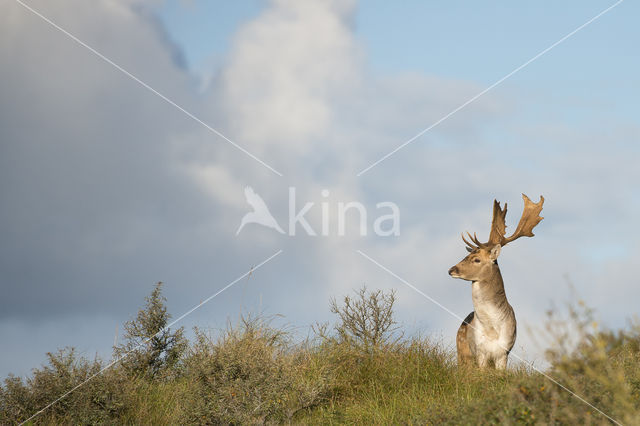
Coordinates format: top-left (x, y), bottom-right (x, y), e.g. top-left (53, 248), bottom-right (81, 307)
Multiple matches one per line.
top-left (472, 281), bottom-right (516, 362)
top-left (449, 194), bottom-right (544, 369)
top-left (473, 269), bottom-right (518, 368)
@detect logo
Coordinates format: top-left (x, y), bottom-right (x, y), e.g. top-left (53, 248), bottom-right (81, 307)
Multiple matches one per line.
top-left (236, 187), bottom-right (400, 237)
top-left (236, 186), bottom-right (286, 235)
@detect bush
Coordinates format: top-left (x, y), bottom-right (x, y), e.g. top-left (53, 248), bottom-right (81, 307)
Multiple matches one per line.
top-left (0, 348), bottom-right (128, 424)
top-left (3, 287), bottom-right (640, 424)
top-left (320, 286), bottom-right (400, 353)
top-left (113, 282), bottom-right (187, 380)
top-left (182, 316), bottom-right (330, 424)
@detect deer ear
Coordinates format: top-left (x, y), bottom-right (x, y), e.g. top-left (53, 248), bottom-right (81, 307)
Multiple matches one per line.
top-left (489, 244), bottom-right (501, 261)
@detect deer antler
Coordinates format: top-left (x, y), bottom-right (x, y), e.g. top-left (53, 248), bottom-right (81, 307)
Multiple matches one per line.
top-left (462, 232), bottom-right (484, 252)
top-left (462, 194), bottom-right (544, 250)
top-left (498, 194), bottom-right (544, 245)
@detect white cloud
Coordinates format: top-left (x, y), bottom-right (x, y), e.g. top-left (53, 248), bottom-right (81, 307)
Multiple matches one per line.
top-left (214, 0), bottom-right (361, 161)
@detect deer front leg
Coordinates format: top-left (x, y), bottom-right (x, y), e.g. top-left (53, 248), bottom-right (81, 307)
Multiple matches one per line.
top-left (476, 352), bottom-right (489, 368)
top-left (495, 353), bottom-right (508, 370)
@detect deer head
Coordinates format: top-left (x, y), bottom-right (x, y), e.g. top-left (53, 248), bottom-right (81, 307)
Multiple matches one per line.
top-left (448, 194), bottom-right (544, 282)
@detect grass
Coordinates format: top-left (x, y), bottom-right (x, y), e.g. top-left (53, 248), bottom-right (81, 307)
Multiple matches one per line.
top-left (2, 288), bottom-right (640, 425)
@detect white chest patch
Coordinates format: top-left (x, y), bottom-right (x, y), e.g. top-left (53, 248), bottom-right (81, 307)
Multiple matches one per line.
top-left (471, 282), bottom-right (516, 358)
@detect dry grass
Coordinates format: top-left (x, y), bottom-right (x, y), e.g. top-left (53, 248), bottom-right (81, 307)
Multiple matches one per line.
top-left (2, 288), bottom-right (639, 425)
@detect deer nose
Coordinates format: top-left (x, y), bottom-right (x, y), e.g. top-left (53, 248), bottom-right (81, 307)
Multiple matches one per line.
top-left (448, 266), bottom-right (458, 276)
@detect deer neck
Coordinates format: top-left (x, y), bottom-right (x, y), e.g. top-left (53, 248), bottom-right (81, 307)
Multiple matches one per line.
top-left (471, 266), bottom-right (510, 324)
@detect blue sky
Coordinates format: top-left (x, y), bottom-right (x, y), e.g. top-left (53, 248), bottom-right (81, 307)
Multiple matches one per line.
top-left (1, 0), bottom-right (638, 383)
top-left (158, 0), bottom-right (639, 118)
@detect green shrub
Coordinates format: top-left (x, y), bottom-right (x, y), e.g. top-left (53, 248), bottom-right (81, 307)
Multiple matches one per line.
top-left (113, 281), bottom-right (188, 380)
top-left (3, 287), bottom-right (640, 424)
top-left (182, 316), bottom-right (330, 424)
top-left (0, 348), bottom-right (128, 424)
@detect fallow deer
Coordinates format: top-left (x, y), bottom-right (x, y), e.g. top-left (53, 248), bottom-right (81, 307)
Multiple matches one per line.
top-left (448, 194), bottom-right (544, 369)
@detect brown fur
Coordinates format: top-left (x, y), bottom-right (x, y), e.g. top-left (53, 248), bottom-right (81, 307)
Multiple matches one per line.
top-left (456, 312), bottom-right (475, 365)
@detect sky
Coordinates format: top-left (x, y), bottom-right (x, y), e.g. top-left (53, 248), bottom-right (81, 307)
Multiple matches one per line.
top-left (1, 0), bottom-right (638, 381)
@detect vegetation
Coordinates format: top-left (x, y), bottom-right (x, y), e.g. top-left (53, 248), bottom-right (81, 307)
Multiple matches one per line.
top-left (2, 285), bottom-right (639, 425)
top-left (113, 282), bottom-right (187, 380)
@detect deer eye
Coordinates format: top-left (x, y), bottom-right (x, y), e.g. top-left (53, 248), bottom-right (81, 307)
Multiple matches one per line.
top-left (473, 258), bottom-right (481, 263)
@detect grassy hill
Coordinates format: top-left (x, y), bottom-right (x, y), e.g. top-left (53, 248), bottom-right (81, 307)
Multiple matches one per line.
top-left (2, 285), bottom-right (639, 424)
